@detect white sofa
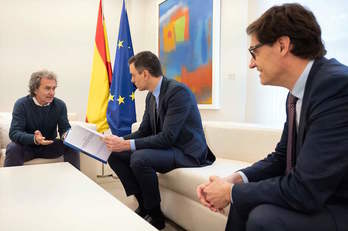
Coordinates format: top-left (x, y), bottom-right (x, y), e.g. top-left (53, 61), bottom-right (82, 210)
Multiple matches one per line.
top-left (0, 112), bottom-right (101, 181)
top-left (132, 121), bottom-right (282, 231)
top-left (1, 111), bottom-right (282, 230)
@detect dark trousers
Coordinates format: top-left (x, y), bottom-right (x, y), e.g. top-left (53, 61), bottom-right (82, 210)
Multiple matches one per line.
top-left (226, 204), bottom-right (336, 231)
top-left (108, 148), bottom-right (198, 210)
top-left (4, 140), bottom-right (80, 169)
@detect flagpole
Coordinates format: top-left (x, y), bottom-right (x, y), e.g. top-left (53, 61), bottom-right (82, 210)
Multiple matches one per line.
top-left (97, 131), bottom-right (116, 179)
top-left (97, 163), bottom-right (114, 178)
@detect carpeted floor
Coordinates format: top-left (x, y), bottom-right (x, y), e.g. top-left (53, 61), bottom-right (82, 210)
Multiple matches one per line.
top-left (97, 176), bottom-right (185, 231)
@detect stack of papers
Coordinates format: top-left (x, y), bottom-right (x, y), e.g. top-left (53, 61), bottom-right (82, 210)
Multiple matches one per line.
top-left (63, 125), bottom-right (111, 163)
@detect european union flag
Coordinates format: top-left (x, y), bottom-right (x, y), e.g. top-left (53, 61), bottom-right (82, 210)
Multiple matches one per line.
top-left (106, 0), bottom-right (136, 136)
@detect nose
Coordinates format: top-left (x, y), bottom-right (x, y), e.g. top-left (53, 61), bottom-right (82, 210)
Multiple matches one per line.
top-left (249, 57), bottom-right (256, 69)
top-left (131, 76), bottom-right (135, 83)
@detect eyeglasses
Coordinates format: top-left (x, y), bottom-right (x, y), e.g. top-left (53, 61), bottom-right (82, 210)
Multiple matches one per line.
top-left (248, 43), bottom-right (264, 60)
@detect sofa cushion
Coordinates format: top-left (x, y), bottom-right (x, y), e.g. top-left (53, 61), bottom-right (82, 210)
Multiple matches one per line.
top-left (0, 112), bottom-right (12, 149)
top-left (158, 158), bottom-right (251, 202)
top-left (0, 149), bottom-right (5, 166)
top-left (204, 121), bottom-right (281, 163)
top-left (25, 156), bottom-right (64, 165)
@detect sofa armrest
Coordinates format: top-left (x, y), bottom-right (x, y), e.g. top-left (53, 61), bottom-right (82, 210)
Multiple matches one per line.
top-left (0, 112), bottom-right (12, 150)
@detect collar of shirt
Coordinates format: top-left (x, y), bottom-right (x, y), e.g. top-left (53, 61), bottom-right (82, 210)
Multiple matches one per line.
top-left (152, 76), bottom-right (163, 107)
top-left (290, 60), bottom-right (314, 127)
top-left (291, 60), bottom-right (314, 100)
top-left (32, 97), bottom-right (50, 107)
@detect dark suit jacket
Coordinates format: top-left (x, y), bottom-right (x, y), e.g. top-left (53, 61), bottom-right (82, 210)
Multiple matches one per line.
top-left (232, 58), bottom-right (348, 230)
top-left (124, 77), bottom-right (215, 166)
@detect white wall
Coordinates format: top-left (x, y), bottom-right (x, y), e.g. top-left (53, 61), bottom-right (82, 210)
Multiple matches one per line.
top-left (245, 0), bottom-right (288, 127)
top-left (0, 0), bottom-right (124, 121)
top-left (0, 0), bottom-right (250, 124)
top-left (203, 0), bottom-right (248, 122)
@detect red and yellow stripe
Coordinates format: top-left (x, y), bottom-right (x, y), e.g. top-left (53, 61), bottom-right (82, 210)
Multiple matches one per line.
top-left (86, 0), bottom-right (112, 133)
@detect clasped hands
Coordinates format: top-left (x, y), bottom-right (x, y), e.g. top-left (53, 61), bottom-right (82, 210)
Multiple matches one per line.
top-left (103, 135), bottom-right (131, 152)
top-left (196, 176), bottom-right (232, 213)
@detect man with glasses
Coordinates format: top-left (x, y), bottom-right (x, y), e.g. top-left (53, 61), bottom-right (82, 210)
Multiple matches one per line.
top-left (197, 3), bottom-right (348, 231)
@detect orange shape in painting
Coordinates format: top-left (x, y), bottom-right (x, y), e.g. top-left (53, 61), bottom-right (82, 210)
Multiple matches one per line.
top-left (181, 61), bottom-right (212, 103)
top-left (163, 22), bottom-right (176, 52)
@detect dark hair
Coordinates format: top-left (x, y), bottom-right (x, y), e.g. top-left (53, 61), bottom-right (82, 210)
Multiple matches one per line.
top-left (29, 70), bottom-right (57, 97)
top-left (128, 51), bottom-right (163, 77)
top-left (247, 3), bottom-right (326, 59)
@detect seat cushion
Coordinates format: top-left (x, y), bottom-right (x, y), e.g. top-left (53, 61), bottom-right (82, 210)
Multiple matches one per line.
top-left (0, 112), bottom-right (12, 149)
top-left (24, 156), bottom-right (64, 165)
top-left (204, 121), bottom-right (281, 163)
top-left (158, 158), bottom-right (251, 202)
top-left (0, 149), bottom-right (5, 166)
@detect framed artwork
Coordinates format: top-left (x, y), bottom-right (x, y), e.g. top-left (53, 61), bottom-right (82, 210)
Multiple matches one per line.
top-left (158, 0), bottom-right (220, 109)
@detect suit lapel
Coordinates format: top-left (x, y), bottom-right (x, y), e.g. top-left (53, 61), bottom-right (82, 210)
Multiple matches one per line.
top-left (157, 77), bottom-right (169, 125)
top-left (296, 58), bottom-right (326, 155)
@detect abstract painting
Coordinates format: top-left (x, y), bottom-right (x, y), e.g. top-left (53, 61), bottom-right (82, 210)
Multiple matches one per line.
top-left (158, 0), bottom-right (220, 108)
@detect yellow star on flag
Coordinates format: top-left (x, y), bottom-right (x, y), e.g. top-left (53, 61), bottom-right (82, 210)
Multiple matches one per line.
top-left (108, 94), bottom-right (114, 102)
top-left (118, 40), bottom-right (124, 49)
top-left (117, 95), bottom-right (125, 105)
top-left (129, 92), bottom-right (135, 101)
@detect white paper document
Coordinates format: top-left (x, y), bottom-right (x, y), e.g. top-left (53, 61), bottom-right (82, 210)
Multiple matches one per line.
top-left (63, 124), bottom-right (111, 163)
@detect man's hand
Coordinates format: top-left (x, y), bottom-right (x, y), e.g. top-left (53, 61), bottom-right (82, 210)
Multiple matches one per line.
top-left (103, 135), bottom-right (131, 152)
top-left (197, 182), bottom-right (216, 210)
top-left (203, 176), bottom-right (232, 210)
top-left (34, 130), bottom-right (53, 145)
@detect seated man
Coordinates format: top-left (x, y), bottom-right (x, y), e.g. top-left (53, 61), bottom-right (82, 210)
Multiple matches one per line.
top-left (104, 51), bottom-right (215, 230)
top-left (197, 3), bottom-right (348, 231)
top-left (5, 70), bottom-right (80, 169)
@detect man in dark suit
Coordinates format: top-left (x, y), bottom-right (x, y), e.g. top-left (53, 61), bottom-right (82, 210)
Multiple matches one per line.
top-left (104, 51), bottom-right (215, 230)
top-left (197, 3), bottom-right (348, 231)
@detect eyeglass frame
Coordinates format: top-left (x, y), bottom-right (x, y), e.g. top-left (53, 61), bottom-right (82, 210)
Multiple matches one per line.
top-left (248, 43), bottom-right (264, 60)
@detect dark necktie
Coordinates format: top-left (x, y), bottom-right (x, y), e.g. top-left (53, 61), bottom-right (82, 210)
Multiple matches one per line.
top-left (286, 94), bottom-right (298, 174)
top-left (152, 95), bottom-right (158, 134)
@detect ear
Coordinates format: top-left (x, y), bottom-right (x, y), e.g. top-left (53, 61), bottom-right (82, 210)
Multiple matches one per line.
top-left (143, 69), bottom-right (150, 80)
top-left (277, 36), bottom-right (291, 56)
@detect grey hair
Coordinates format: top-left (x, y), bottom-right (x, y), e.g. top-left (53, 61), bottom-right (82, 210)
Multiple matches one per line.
top-left (29, 70), bottom-right (57, 97)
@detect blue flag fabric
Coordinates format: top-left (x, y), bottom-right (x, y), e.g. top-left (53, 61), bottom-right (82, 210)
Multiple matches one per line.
top-left (107, 0), bottom-right (136, 136)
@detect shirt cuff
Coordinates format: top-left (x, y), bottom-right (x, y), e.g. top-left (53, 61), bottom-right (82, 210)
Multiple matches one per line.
top-left (130, 139), bottom-right (136, 151)
top-left (61, 131), bottom-right (67, 141)
top-left (231, 172), bottom-right (249, 204)
top-left (230, 184), bottom-right (234, 203)
top-left (33, 135), bottom-right (38, 145)
top-left (238, 171), bottom-right (249, 183)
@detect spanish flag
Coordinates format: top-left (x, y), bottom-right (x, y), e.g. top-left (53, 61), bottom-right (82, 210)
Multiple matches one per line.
top-left (86, 0), bottom-right (112, 133)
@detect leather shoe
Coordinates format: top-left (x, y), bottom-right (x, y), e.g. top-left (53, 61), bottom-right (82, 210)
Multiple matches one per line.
top-left (134, 206), bottom-right (148, 218)
top-left (146, 214), bottom-right (165, 230)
